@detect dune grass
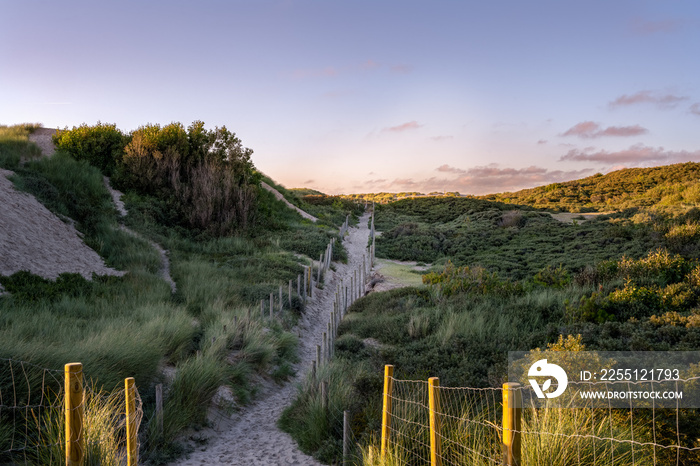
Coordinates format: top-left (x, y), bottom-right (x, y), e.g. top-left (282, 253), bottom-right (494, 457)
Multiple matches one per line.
top-left (0, 129), bottom-right (341, 462)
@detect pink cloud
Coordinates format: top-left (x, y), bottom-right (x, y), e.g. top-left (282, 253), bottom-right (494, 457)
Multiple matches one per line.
top-left (559, 144), bottom-right (700, 165)
top-left (303, 179), bottom-right (315, 184)
top-left (690, 103), bottom-right (700, 116)
top-left (561, 121), bottom-right (648, 138)
top-left (382, 121), bottom-right (423, 133)
top-left (561, 121), bottom-right (600, 137)
top-left (356, 164), bottom-right (593, 195)
top-left (436, 164), bottom-right (465, 174)
top-left (390, 64), bottom-right (413, 74)
top-left (360, 59), bottom-right (381, 70)
top-left (430, 135), bottom-right (453, 141)
top-left (292, 66), bottom-right (338, 79)
top-left (630, 18), bottom-right (682, 35)
top-left (609, 90), bottom-right (688, 109)
top-left (537, 139), bottom-right (548, 145)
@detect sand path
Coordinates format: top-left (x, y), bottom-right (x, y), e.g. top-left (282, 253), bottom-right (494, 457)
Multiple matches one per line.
top-left (170, 212), bottom-right (371, 466)
top-left (261, 182), bottom-right (318, 223)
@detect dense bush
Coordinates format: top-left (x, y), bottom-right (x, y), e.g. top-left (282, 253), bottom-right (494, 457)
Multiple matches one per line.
top-left (53, 122), bottom-right (126, 175)
top-left (52, 121), bottom-right (259, 235)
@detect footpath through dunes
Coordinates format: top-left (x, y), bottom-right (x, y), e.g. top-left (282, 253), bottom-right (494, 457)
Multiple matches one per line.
top-left (261, 181), bottom-right (319, 222)
top-left (170, 212), bottom-right (371, 466)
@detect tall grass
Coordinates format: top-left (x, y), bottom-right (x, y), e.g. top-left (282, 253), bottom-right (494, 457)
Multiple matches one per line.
top-left (0, 124), bottom-right (43, 169)
top-left (0, 134), bottom-right (336, 461)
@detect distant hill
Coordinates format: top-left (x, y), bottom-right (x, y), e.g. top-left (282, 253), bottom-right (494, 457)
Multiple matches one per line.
top-left (479, 162), bottom-right (700, 212)
top-left (339, 191), bottom-right (461, 204)
top-left (289, 187), bottom-right (326, 196)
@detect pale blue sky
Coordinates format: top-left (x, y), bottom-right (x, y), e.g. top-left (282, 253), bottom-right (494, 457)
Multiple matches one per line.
top-left (2, 0), bottom-right (699, 194)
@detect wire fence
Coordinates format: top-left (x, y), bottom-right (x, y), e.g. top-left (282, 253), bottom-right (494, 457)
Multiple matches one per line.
top-left (379, 373), bottom-right (700, 466)
top-left (1, 357), bottom-right (143, 465)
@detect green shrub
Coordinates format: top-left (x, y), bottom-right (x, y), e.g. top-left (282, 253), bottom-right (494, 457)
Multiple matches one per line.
top-left (53, 122), bottom-right (126, 175)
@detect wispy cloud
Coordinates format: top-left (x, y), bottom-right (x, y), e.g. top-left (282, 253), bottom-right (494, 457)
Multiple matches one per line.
top-left (561, 121), bottom-right (648, 138)
top-left (292, 66), bottom-right (338, 79)
top-left (430, 135), bottom-right (453, 141)
top-left (630, 18), bottom-right (683, 35)
top-left (382, 121), bottom-right (423, 133)
top-left (537, 139), bottom-right (548, 145)
top-left (559, 144), bottom-right (700, 165)
top-left (609, 90), bottom-right (688, 109)
top-left (690, 103), bottom-right (700, 116)
top-left (303, 179), bottom-right (315, 184)
top-left (360, 59), bottom-right (381, 70)
top-left (390, 64), bottom-right (413, 74)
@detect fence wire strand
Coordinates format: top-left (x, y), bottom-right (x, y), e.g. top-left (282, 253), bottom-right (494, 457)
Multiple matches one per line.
top-left (377, 375), bottom-right (700, 466)
top-left (1, 358), bottom-right (143, 464)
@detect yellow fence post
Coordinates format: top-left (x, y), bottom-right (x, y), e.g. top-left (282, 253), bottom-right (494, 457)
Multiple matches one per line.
top-left (125, 377), bottom-right (138, 466)
top-left (65, 363), bottom-right (84, 466)
top-left (428, 377), bottom-right (443, 466)
top-left (502, 382), bottom-right (522, 466)
top-left (380, 364), bottom-right (394, 460)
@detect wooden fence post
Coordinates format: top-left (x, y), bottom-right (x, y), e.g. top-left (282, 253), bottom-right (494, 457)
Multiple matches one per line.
top-left (380, 364), bottom-right (394, 461)
top-left (343, 410), bottom-right (350, 466)
top-left (125, 377), bottom-right (138, 466)
top-left (321, 381), bottom-right (328, 414)
top-left (65, 362), bottom-right (84, 466)
top-left (303, 268), bottom-right (307, 302)
top-left (502, 382), bottom-right (522, 466)
top-left (316, 345), bottom-right (321, 368)
top-left (428, 377), bottom-right (442, 466)
top-left (288, 279), bottom-right (292, 307)
top-left (308, 266), bottom-right (313, 298)
top-left (279, 286), bottom-right (283, 312)
top-left (155, 383), bottom-right (163, 441)
top-left (269, 293), bottom-right (274, 320)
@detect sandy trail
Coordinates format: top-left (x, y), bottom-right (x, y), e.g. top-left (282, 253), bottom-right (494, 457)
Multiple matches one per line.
top-left (171, 212), bottom-right (371, 466)
top-left (261, 182), bottom-right (318, 223)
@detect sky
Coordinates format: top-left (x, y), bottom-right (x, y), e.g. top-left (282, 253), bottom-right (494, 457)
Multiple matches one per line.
top-left (2, 0), bottom-right (700, 195)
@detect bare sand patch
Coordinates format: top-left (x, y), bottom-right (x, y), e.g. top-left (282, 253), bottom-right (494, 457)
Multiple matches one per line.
top-left (0, 168), bottom-right (125, 289)
top-left (548, 211), bottom-right (614, 224)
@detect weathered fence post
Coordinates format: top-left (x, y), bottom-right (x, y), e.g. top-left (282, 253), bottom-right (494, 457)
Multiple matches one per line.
top-left (308, 266), bottom-right (313, 298)
top-left (288, 279), bottom-right (292, 307)
top-left (322, 333), bottom-right (327, 364)
top-left (316, 345), bottom-right (321, 368)
top-left (65, 362), bottom-right (84, 466)
top-left (155, 383), bottom-right (164, 441)
top-left (502, 382), bottom-right (522, 466)
top-left (125, 377), bottom-right (138, 466)
top-left (428, 377), bottom-right (443, 466)
top-left (380, 364), bottom-right (394, 461)
top-left (279, 286), bottom-right (283, 312)
top-left (269, 293), bottom-right (274, 320)
top-left (343, 410), bottom-right (350, 466)
top-left (321, 381), bottom-right (328, 414)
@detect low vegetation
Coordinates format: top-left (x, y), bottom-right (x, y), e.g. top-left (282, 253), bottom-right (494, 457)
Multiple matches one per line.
top-left (0, 123), bottom-right (358, 464)
top-left (283, 183), bottom-right (700, 463)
